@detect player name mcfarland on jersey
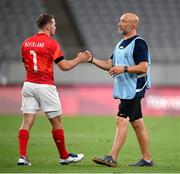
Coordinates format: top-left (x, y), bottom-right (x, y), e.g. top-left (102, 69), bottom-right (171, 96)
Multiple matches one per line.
top-left (24, 42), bottom-right (45, 48)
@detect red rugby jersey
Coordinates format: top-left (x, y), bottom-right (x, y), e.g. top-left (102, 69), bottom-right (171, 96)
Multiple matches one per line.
top-left (21, 33), bottom-right (63, 85)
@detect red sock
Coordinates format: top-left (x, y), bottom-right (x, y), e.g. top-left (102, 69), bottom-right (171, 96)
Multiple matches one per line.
top-left (18, 129), bottom-right (29, 157)
top-left (52, 129), bottom-right (69, 159)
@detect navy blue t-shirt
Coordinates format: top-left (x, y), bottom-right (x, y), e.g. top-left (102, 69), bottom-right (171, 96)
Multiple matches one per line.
top-left (111, 35), bottom-right (149, 98)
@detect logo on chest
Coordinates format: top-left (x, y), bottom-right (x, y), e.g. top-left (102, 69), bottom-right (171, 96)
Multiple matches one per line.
top-left (119, 46), bottom-right (124, 49)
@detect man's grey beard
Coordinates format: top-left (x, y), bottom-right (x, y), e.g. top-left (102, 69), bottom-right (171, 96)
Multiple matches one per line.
top-left (119, 27), bottom-right (131, 35)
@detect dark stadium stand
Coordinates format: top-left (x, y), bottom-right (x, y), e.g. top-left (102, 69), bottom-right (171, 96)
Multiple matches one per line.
top-left (0, 0), bottom-right (44, 61)
top-left (1, 0), bottom-right (180, 63)
top-left (67, 0), bottom-right (180, 63)
top-left (0, 0), bottom-right (180, 85)
top-left (43, 0), bottom-right (85, 58)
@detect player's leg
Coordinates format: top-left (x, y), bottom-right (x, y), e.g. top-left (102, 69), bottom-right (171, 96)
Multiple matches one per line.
top-left (48, 113), bottom-right (69, 159)
top-left (17, 82), bottom-right (39, 165)
top-left (40, 85), bottom-right (70, 160)
top-left (17, 114), bottom-right (36, 166)
top-left (46, 112), bottom-right (84, 164)
top-left (42, 85), bottom-right (84, 164)
top-left (20, 113), bottom-right (36, 130)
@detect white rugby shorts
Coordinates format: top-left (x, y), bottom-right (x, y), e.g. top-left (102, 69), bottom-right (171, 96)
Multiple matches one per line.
top-left (21, 82), bottom-right (62, 117)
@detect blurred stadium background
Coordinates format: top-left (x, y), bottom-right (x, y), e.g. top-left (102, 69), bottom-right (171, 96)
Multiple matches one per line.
top-left (0, 0), bottom-right (180, 116)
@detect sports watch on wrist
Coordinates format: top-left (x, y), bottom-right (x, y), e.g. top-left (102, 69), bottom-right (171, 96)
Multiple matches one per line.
top-left (124, 66), bottom-right (128, 73)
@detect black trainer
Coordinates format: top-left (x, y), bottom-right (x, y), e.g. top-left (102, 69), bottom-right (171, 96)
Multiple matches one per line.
top-left (92, 155), bottom-right (117, 167)
top-left (128, 159), bottom-right (154, 166)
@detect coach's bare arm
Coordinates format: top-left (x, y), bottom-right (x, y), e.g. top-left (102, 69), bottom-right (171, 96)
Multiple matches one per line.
top-left (92, 58), bottom-right (113, 71)
top-left (86, 51), bottom-right (113, 71)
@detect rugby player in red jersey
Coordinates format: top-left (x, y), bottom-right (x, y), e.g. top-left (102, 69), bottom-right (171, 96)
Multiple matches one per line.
top-left (17, 13), bottom-right (89, 165)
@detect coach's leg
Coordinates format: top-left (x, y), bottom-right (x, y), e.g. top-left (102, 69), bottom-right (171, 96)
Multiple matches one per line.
top-left (109, 116), bottom-right (129, 160)
top-left (131, 118), bottom-right (151, 160)
top-left (18, 113), bottom-right (36, 158)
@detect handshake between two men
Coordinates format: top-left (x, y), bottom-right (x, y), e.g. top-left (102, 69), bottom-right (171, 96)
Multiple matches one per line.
top-left (76, 50), bottom-right (127, 78)
top-left (76, 50), bottom-right (93, 63)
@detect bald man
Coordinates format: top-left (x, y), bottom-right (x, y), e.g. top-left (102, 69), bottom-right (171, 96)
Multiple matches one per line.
top-left (88, 13), bottom-right (153, 167)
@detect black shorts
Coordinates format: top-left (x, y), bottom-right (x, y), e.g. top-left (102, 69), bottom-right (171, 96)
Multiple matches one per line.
top-left (117, 98), bottom-right (142, 122)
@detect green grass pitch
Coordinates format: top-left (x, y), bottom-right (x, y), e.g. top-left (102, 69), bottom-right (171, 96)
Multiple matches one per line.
top-left (0, 115), bottom-right (180, 173)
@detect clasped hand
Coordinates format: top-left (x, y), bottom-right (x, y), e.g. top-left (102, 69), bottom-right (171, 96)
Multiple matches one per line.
top-left (77, 50), bottom-right (92, 63)
top-left (109, 66), bottom-right (124, 77)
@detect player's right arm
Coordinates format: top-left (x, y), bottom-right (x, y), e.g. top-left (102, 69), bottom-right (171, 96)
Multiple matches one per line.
top-left (57, 52), bottom-right (88, 71)
top-left (51, 40), bottom-right (89, 71)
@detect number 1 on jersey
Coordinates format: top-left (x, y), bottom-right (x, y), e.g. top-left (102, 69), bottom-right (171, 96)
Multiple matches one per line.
top-left (30, 50), bottom-right (38, 72)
